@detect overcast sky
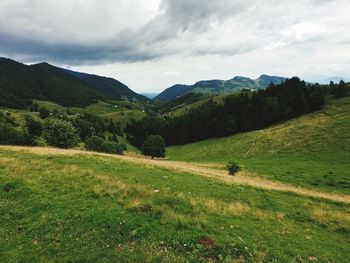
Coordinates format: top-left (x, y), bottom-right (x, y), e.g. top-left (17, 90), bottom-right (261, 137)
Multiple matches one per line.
top-left (0, 0), bottom-right (349, 93)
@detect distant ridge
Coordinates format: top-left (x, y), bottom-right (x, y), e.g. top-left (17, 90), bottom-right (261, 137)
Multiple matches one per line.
top-left (154, 74), bottom-right (287, 101)
top-left (0, 57), bottom-right (147, 109)
top-left (64, 69), bottom-right (147, 102)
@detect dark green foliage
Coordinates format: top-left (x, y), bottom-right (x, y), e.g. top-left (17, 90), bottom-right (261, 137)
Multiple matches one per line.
top-left (0, 123), bottom-right (30, 145)
top-left (0, 112), bottom-right (31, 145)
top-left (72, 113), bottom-right (106, 141)
top-left (127, 77), bottom-right (327, 146)
top-left (43, 118), bottom-right (79, 148)
top-left (120, 143), bottom-right (128, 151)
top-left (307, 92), bottom-right (325, 111)
top-left (102, 141), bottom-right (123, 154)
top-left (0, 113), bottom-right (32, 145)
top-left (141, 135), bottom-right (166, 159)
top-left (107, 119), bottom-right (119, 134)
top-left (24, 115), bottom-right (42, 137)
top-left (226, 162), bottom-right (240, 175)
top-left (85, 136), bottom-right (123, 154)
top-left (331, 80), bottom-right (349, 98)
top-left (66, 70), bottom-right (148, 102)
top-left (0, 58), bottom-right (100, 108)
top-left (0, 57), bottom-right (147, 109)
top-left (39, 107), bottom-right (50, 119)
top-left (85, 136), bottom-right (104, 152)
top-left (29, 103), bottom-right (39, 112)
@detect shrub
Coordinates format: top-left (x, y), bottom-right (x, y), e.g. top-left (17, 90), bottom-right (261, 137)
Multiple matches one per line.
top-left (43, 118), bottom-right (79, 148)
top-left (226, 161), bottom-right (240, 175)
top-left (103, 141), bottom-right (123, 154)
top-left (85, 136), bottom-right (123, 154)
top-left (120, 143), bottom-right (128, 151)
top-left (85, 136), bottom-right (104, 152)
top-left (0, 123), bottom-right (32, 145)
top-left (39, 107), bottom-right (50, 119)
top-left (142, 135), bottom-right (165, 159)
top-left (24, 115), bottom-right (42, 137)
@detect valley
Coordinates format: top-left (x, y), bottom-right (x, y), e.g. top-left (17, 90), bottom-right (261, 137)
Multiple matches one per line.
top-left (0, 58), bottom-right (349, 262)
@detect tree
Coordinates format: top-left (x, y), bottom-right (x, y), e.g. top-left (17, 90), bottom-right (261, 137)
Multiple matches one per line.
top-left (224, 119), bottom-right (237, 136)
top-left (226, 161), bottom-right (240, 175)
top-left (43, 118), bottom-right (79, 148)
top-left (39, 107), bottom-right (50, 119)
top-left (333, 80), bottom-right (348, 98)
top-left (85, 136), bottom-right (104, 152)
top-left (24, 115), bottom-right (42, 137)
top-left (141, 135), bottom-right (165, 159)
top-left (85, 136), bottom-right (123, 154)
top-left (307, 92), bottom-right (325, 111)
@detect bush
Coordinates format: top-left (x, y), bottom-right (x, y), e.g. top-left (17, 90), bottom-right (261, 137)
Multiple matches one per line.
top-left (120, 143), bottom-right (128, 151)
top-left (0, 122), bottom-right (32, 145)
top-left (24, 115), bottom-right (42, 137)
top-left (39, 107), bottom-right (50, 119)
top-left (43, 118), bottom-right (79, 148)
top-left (103, 141), bottom-right (123, 154)
top-left (226, 161), bottom-right (240, 175)
top-left (85, 136), bottom-right (123, 154)
top-left (85, 136), bottom-right (104, 152)
top-left (142, 135), bottom-right (165, 159)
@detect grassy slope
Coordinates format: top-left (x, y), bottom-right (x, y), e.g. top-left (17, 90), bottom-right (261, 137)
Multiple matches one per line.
top-left (166, 94), bottom-right (227, 117)
top-left (167, 97), bottom-right (350, 194)
top-left (102, 110), bottom-right (147, 130)
top-left (1, 148), bottom-right (349, 262)
top-left (15, 99), bottom-right (146, 130)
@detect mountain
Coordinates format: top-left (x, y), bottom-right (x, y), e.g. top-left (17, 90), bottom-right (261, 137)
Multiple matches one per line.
top-left (154, 75), bottom-right (287, 101)
top-left (320, 76), bottom-right (348, 84)
top-left (65, 69), bottom-right (147, 102)
top-left (154, 84), bottom-right (193, 101)
top-left (0, 58), bottom-right (147, 109)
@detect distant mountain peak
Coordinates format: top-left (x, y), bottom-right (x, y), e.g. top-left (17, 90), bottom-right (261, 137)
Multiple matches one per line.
top-left (155, 74), bottom-right (287, 101)
top-left (232, 76), bottom-right (251, 81)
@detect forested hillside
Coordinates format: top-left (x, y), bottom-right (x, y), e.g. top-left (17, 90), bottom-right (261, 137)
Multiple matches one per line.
top-left (127, 77), bottom-right (329, 146)
top-left (0, 58), bottom-right (147, 109)
top-left (155, 74), bottom-right (286, 101)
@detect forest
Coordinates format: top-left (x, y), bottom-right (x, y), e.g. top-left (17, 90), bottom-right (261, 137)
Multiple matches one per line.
top-left (126, 78), bottom-right (347, 146)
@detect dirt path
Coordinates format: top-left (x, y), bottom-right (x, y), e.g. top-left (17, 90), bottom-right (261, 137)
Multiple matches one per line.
top-left (1, 145), bottom-right (350, 204)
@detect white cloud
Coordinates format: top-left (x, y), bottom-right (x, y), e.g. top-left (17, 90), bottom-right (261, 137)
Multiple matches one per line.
top-left (0, 0), bottom-right (349, 92)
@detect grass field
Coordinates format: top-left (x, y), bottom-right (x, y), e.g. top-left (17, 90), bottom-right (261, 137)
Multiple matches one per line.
top-left (165, 94), bottom-right (228, 117)
top-left (102, 110), bottom-right (147, 129)
top-left (10, 100), bottom-right (146, 130)
top-left (167, 97), bottom-right (350, 195)
top-left (1, 147), bottom-right (349, 262)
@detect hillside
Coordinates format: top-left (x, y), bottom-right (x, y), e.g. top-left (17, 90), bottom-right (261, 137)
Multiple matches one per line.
top-left (155, 75), bottom-right (286, 101)
top-left (167, 97), bottom-right (350, 194)
top-left (1, 147), bottom-right (349, 262)
top-left (65, 69), bottom-right (148, 102)
top-left (0, 58), bottom-right (147, 109)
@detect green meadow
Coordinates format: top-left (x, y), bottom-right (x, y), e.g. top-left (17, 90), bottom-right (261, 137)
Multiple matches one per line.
top-left (167, 97), bottom-right (350, 194)
top-left (1, 148), bottom-right (349, 262)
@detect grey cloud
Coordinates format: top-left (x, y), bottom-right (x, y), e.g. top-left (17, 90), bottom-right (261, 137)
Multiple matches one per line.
top-left (0, 0), bottom-right (349, 68)
top-left (0, 0), bottom-right (254, 64)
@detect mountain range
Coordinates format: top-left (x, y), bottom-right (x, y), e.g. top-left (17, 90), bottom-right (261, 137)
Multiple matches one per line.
top-left (0, 58), bottom-right (147, 109)
top-left (154, 75), bottom-right (287, 101)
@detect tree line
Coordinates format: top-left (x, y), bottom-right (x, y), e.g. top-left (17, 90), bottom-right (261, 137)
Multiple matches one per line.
top-left (126, 77), bottom-right (341, 146)
top-left (0, 108), bottom-right (126, 154)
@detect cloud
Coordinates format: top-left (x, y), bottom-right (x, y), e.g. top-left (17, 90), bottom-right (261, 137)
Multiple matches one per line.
top-left (0, 0), bottom-right (254, 64)
top-left (0, 0), bottom-right (349, 92)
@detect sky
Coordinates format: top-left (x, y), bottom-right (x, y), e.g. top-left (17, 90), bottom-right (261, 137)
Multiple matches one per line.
top-left (0, 0), bottom-right (350, 93)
